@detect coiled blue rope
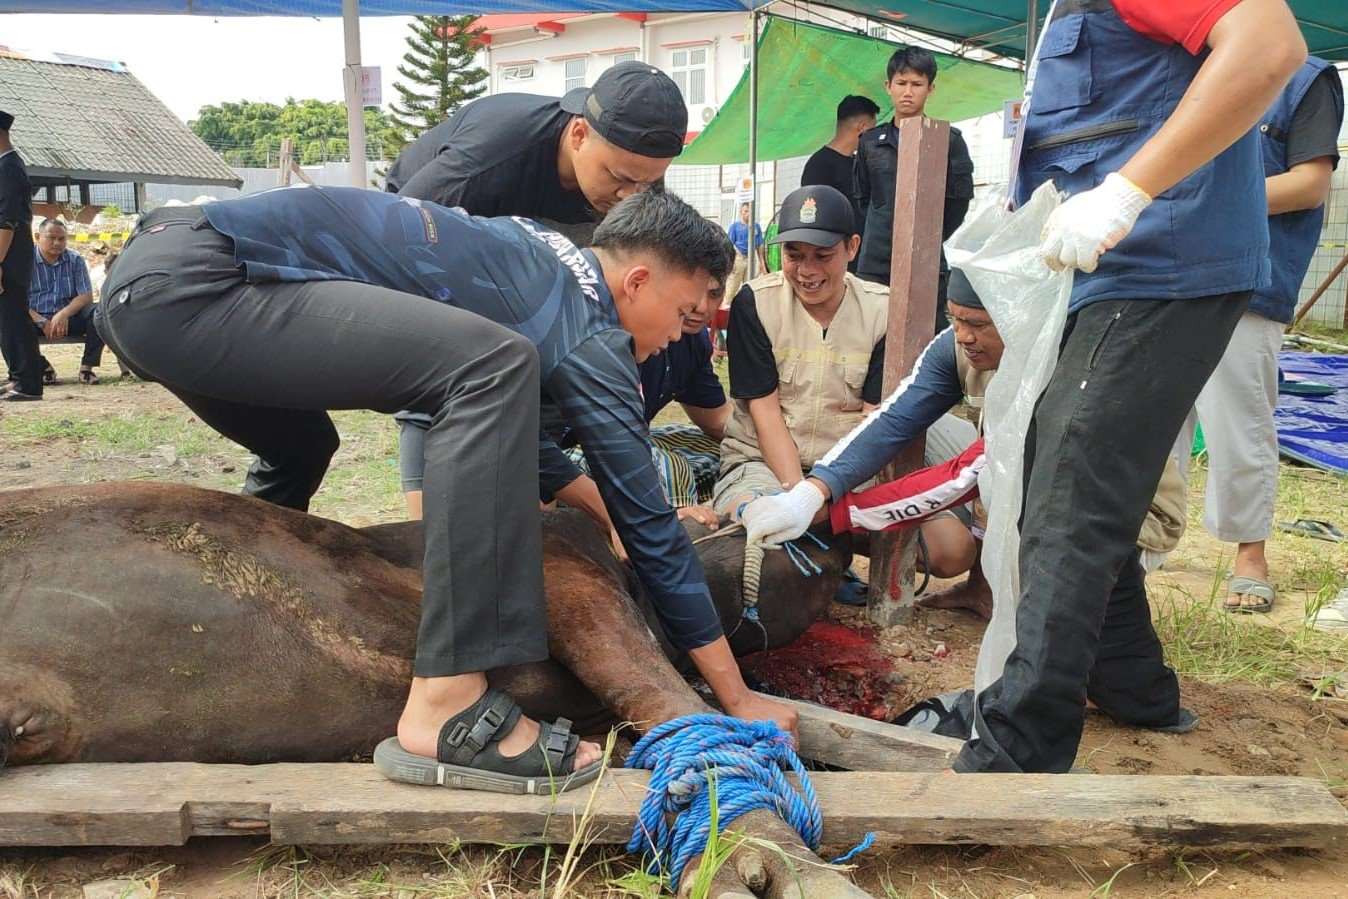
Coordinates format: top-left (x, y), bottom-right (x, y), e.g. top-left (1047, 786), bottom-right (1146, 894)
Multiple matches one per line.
top-left (625, 713), bottom-right (872, 890)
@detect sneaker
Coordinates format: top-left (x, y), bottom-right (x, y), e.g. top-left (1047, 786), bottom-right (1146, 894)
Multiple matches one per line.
top-left (1311, 588), bottom-right (1348, 632)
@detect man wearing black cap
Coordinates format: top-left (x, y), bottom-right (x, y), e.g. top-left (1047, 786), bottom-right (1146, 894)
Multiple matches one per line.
top-left (0, 109), bottom-right (41, 401)
top-left (740, 268), bottom-right (1193, 740)
top-left (386, 60), bottom-right (687, 232)
top-left (388, 61), bottom-right (688, 532)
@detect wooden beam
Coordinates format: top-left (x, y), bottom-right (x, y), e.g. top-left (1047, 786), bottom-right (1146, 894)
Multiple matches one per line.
top-left (3, 764), bottom-right (1345, 851)
top-left (869, 117), bottom-right (951, 626)
top-left (766, 694), bottom-right (961, 772)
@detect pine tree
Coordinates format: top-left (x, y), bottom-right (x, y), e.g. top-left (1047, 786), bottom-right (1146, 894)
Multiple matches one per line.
top-left (389, 15), bottom-right (488, 149)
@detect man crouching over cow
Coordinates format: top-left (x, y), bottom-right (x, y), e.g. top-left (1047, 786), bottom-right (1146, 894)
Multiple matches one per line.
top-left (96, 185), bottom-right (796, 795)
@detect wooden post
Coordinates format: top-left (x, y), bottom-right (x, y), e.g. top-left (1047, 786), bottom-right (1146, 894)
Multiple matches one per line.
top-left (278, 138), bottom-right (294, 187)
top-left (868, 116), bottom-right (950, 626)
top-left (1290, 246), bottom-right (1348, 328)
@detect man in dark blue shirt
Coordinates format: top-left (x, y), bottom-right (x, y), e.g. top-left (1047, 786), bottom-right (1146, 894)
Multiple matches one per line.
top-left (396, 259), bottom-right (730, 533)
top-left (100, 186), bottom-right (795, 792)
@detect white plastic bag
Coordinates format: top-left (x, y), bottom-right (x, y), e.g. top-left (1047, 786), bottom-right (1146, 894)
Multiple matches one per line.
top-left (943, 183), bottom-right (1072, 699)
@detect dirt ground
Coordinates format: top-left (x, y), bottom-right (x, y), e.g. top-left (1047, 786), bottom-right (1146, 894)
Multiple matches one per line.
top-left (2, 344), bottom-right (1347, 898)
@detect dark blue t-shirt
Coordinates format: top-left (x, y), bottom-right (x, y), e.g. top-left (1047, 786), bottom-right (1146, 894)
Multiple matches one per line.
top-left (202, 185), bottom-right (722, 651)
top-left (640, 327), bottom-right (724, 422)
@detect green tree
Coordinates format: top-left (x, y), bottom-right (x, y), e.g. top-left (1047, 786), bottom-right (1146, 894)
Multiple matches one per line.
top-left (190, 99), bottom-right (401, 168)
top-left (389, 15), bottom-right (488, 148)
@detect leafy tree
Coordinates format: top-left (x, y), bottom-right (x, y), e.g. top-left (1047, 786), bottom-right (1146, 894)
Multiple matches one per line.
top-left (389, 15), bottom-right (488, 148)
top-left (190, 99), bottom-right (401, 168)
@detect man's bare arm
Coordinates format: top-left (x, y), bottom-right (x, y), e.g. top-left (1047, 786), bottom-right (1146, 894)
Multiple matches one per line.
top-left (1118, 0), bottom-right (1306, 199)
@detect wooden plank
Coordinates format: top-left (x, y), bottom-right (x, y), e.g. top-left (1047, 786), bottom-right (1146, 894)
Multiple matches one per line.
top-left (767, 694), bottom-right (961, 772)
top-left (3, 763), bottom-right (1345, 851)
top-left (870, 116), bottom-right (951, 627)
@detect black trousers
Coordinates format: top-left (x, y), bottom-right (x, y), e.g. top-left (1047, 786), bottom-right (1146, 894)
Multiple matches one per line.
top-left (33, 304), bottom-right (105, 370)
top-left (98, 210), bottom-right (547, 677)
top-left (956, 291), bottom-right (1249, 773)
top-left (1, 281), bottom-right (42, 394)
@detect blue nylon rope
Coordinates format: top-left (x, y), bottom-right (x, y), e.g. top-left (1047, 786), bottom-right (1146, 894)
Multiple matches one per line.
top-left (624, 714), bottom-right (873, 890)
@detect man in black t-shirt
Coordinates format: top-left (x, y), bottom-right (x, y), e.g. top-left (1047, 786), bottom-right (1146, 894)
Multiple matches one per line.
top-left (803, 95), bottom-right (879, 276)
top-left (387, 61), bottom-right (686, 227)
top-left (1175, 59), bottom-right (1344, 617)
top-left (801, 95), bottom-right (879, 218)
top-left (0, 110), bottom-right (40, 401)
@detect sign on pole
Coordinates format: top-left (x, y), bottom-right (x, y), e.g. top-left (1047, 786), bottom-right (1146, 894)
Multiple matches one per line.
top-left (734, 175), bottom-right (755, 205)
top-left (360, 66), bottom-right (382, 108)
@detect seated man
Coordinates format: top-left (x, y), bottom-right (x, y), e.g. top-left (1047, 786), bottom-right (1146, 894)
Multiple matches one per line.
top-left (28, 218), bottom-right (105, 384)
top-left (399, 261), bottom-right (733, 530)
top-left (99, 186), bottom-right (795, 794)
top-left (714, 185), bottom-right (975, 595)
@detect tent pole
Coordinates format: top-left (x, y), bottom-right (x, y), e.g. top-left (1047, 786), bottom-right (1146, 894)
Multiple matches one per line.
top-left (747, 8), bottom-right (760, 279)
top-left (342, 0), bottom-right (368, 188)
top-left (1025, 0), bottom-right (1039, 65)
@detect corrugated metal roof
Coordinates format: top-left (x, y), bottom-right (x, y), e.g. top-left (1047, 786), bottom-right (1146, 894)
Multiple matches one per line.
top-left (0, 53), bottom-right (242, 187)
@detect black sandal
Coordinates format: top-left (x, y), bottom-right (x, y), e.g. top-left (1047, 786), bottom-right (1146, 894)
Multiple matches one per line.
top-left (78, 370), bottom-right (99, 385)
top-left (373, 688), bottom-right (603, 794)
top-left (42, 365), bottom-right (57, 386)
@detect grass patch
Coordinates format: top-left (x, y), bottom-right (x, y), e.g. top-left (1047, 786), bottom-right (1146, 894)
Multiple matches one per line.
top-left (1153, 577), bottom-right (1348, 689)
top-left (0, 411), bottom-right (222, 458)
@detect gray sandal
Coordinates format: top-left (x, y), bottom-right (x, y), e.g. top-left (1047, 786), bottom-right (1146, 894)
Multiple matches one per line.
top-left (373, 688), bottom-right (603, 795)
top-left (1226, 576), bottom-right (1276, 614)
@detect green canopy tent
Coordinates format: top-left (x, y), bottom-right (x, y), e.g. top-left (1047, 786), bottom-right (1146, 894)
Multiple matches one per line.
top-left (681, 17), bottom-right (1024, 165)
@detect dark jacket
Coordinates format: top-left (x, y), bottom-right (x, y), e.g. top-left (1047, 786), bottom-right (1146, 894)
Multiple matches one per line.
top-left (853, 119), bottom-right (974, 286)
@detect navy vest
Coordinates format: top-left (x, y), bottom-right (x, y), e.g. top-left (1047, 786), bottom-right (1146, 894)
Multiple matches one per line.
top-left (1015, 0), bottom-right (1269, 310)
top-left (1254, 57), bottom-right (1341, 323)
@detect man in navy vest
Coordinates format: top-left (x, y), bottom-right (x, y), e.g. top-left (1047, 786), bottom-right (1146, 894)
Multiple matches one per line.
top-left (736, 0), bottom-right (1308, 773)
top-left (1175, 59), bottom-right (1343, 614)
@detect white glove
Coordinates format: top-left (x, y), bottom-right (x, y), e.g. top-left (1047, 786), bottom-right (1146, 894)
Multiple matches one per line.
top-left (739, 480), bottom-right (826, 547)
top-left (1039, 172), bottom-right (1151, 274)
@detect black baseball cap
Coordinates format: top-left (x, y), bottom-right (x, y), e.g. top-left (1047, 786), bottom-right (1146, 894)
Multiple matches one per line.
top-left (770, 185), bottom-right (856, 247)
top-left (0, 111), bottom-right (13, 131)
top-left (946, 268), bottom-right (986, 311)
top-left (561, 61), bottom-right (687, 159)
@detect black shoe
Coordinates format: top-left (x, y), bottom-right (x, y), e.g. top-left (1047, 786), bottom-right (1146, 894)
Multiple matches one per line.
top-left (0, 388), bottom-right (42, 402)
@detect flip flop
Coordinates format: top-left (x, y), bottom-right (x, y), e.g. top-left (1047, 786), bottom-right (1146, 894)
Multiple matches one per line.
top-left (1278, 519), bottom-right (1345, 543)
top-left (1225, 576), bottom-right (1276, 614)
top-left (373, 687), bottom-right (603, 795)
top-left (1311, 589), bottom-right (1348, 633)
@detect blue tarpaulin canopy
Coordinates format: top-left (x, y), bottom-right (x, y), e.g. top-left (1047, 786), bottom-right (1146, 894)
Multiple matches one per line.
top-left (9, 2), bottom-right (1347, 61)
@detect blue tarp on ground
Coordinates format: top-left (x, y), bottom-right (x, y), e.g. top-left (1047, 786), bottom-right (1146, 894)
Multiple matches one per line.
top-left (1277, 352), bottom-right (1348, 475)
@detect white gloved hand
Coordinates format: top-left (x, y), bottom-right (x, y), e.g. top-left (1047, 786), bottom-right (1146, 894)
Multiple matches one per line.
top-left (1039, 172), bottom-right (1151, 274)
top-left (739, 480), bottom-right (826, 547)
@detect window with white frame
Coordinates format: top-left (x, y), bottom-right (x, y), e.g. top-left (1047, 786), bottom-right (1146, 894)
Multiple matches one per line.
top-left (563, 57), bottom-right (587, 92)
top-left (499, 63), bottom-right (535, 82)
top-left (670, 46), bottom-right (708, 105)
top-left (612, 50), bottom-right (638, 65)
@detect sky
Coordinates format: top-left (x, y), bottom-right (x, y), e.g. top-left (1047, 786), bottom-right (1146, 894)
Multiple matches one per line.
top-left (2, 14), bottom-right (422, 122)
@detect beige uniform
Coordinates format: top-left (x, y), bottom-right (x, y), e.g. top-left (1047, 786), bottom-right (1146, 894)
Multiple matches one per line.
top-left (714, 271), bottom-right (889, 514)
